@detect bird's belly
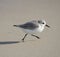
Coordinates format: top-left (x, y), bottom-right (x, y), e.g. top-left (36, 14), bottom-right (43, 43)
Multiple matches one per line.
top-left (23, 29), bottom-right (38, 34)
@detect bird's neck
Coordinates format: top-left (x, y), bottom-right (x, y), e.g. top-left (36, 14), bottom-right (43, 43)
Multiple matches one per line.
top-left (38, 24), bottom-right (45, 32)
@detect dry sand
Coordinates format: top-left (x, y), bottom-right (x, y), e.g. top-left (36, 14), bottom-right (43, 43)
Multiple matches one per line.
top-left (0, 0), bottom-right (60, 57)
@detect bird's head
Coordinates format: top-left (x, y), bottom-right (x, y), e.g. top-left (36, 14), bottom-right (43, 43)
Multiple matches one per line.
top-left (38, 20), bottom-right (50, 28)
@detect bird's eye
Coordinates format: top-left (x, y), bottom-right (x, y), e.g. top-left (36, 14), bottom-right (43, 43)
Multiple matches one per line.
top-left (42, 22), bottom-right (44, 24)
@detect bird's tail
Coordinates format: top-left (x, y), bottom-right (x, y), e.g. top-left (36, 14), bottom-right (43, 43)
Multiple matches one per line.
top-left (13, 25), bottom-right (19, 27)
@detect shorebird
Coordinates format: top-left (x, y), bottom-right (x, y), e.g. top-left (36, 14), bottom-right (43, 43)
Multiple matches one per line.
top-left (13, 19), bottom-right (50, 42)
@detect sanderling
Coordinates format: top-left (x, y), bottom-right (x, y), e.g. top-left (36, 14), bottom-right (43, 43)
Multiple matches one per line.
top-left (13, 19), bottom-right (50, 42)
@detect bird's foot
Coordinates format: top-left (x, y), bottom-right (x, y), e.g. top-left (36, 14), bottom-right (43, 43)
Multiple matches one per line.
top-left (36, 36), bottom-right (40, 39)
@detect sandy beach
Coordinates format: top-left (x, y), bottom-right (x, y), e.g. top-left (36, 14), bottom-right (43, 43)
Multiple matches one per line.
top-left (0, 0), bottom-right (60, 57)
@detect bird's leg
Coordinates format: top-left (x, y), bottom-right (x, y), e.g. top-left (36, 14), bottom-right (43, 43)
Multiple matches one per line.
top-left (22, 33), bottom-right (28, 42)
top-left (31, 34), bottom-right (40, 39)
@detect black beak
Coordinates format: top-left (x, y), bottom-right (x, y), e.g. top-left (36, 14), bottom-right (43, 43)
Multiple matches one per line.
top-left (45, 24), bottom-right (50, 28)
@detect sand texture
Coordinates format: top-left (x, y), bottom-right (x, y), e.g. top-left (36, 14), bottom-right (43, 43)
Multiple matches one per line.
top-left (0, 0), bottom-right (60, 57)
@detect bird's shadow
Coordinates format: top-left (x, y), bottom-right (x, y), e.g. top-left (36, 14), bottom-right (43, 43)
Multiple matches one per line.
top-left (0, 39), bottom-right (40, 45)
top-left (0, 41), bottom-right (20, 45)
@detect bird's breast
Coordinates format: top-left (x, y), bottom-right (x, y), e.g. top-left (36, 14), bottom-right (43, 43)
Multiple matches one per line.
top-left (37, 25), bottom-right (45, 32)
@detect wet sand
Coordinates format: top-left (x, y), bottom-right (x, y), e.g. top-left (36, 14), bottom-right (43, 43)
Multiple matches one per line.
top-left (0, 0), bottom-right (60, 57)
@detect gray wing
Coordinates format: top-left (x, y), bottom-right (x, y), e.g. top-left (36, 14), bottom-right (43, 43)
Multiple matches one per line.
top-left (19, 22), bottom-right (38, 30)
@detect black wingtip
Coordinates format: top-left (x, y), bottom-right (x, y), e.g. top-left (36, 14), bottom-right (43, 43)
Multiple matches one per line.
top-left (13, 25), bottom-right (20, 27)
top-left (13, 25), bottom-right (17, 27)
